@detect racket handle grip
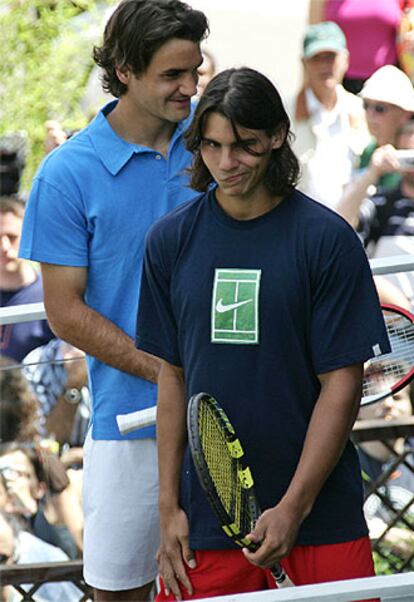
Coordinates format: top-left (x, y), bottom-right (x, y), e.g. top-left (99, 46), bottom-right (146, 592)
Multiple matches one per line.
top-left (271, 564), bottom-right (294, 588)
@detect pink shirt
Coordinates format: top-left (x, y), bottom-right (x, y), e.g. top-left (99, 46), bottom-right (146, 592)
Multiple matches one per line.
top-left (326, 0), bottom-right (402, 78)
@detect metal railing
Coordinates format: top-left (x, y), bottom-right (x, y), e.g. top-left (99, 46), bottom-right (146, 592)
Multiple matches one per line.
top-left (0, 560), bottom-right (93, 601)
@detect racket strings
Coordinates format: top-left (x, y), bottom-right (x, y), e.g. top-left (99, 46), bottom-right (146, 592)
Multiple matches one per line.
top-left (198, 402), bottom-right (251, 534)
top-left (363, 311), bottom-right (414, 397)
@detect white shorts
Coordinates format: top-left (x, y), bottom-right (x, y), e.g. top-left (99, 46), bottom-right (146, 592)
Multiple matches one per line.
top-left (83, 431), bottom-right (160, 591)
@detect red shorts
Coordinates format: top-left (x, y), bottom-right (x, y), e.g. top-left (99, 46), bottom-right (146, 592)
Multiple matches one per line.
top-left (156, 536), bottom-right (377, 601)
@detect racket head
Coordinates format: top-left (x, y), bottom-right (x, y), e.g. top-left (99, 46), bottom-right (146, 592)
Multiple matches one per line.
top-left (361, 304), bottom-right (414, 406)
top-left (187, 392), bottom-right (260, 549)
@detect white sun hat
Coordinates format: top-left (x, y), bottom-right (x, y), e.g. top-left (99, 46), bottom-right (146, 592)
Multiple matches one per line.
top-left (360, 65), bottom-right (414, 112)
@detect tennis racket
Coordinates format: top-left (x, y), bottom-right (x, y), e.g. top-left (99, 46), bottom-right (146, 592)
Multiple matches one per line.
top-left (361, 304), bottom-right (414, 406)
top-left (187, 392), bottom-right (294, 588)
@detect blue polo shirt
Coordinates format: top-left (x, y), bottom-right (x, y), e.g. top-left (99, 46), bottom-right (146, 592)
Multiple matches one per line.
top-left (19, 100), bottom-right (199, 439)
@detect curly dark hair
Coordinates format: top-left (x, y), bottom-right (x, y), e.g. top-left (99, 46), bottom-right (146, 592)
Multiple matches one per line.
top-left (0, 358), bottom-right (39, 443)
top-left (93, 0), bottom-right (209, 98)
top-left (185, 67), bottom-right (300, 196)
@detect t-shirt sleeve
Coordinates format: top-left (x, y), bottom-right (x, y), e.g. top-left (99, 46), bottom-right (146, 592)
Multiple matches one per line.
top-left (310, 243), bottom-right (391, 374)
top-left (19, 174), bottom-right (89, 267)
top-left (135, 228), bottom-right (181, 366)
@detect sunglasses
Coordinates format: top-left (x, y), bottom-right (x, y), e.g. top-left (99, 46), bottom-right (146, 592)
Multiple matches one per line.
top-left (363, 101), bottom-right (390, 114)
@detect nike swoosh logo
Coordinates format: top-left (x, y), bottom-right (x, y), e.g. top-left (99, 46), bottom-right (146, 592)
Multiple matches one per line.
top-left (216, 298), bottom-right (253, 313)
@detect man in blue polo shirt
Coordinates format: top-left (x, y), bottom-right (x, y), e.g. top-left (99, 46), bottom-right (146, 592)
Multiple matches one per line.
top-left (19, 1), bottom-right (209, 599)
top-left (136, 68), bottom-right (390, 599)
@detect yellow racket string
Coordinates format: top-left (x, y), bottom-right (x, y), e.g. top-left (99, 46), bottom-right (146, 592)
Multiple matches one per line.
top-left (198, 400), bottom-right (250, 535)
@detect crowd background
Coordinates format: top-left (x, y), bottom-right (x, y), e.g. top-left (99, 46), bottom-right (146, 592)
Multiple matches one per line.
top-left (1, 0), bottom-right (414, 598)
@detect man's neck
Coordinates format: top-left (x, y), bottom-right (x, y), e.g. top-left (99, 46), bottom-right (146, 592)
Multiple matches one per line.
top-left (0, 262), bottom-right (37, 292)
top-left (107, 98), bottom-right (177, 156)
top-left (310, 84), bottom-right (338, 111)
top-left (215, 187), bottom-right (283, 221)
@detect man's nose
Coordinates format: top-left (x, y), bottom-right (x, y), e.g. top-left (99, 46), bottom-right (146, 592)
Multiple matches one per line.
top-left (219, 148), bottom-right (238, 170)
top-left (179, 71), bottom-right (198, 98)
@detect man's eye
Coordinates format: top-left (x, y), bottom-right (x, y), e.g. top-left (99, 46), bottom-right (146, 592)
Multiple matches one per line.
top-left (202, 140), bottom-right (218, 149)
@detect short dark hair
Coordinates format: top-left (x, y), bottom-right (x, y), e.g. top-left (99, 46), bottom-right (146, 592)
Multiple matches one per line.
top-left (0, 194), bottom-right (25, 217)
top-left (185, 67), bottom-right (300, 195)
top-left (93, 0), bottom-right (209, 98)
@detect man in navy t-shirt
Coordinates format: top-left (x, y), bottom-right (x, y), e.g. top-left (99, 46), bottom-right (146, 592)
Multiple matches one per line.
top-left (136, 68), bottom-right (390, 599)
top-left (0, 196), bottom-right (54, 361)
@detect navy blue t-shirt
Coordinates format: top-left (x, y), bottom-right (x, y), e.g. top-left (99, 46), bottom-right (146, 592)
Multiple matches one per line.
top-left (136, 188), bottom-right (390, 549)
top-left (0, 276), bottom-right (55, 362)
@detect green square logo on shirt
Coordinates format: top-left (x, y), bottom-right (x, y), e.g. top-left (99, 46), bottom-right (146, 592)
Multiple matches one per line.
top-left (211, 268), bottom-right (261, 344)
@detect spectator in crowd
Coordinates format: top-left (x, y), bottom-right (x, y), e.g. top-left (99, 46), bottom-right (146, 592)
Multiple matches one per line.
top-left (357, 383), bottom-right (414, 491)
top-left (288, 21), bottom-right (369, 209)
top-left (0, 510), bottom-right (82, 602)
top-left (196, 48), bottom-right (216, 98)
top-left (356, 381), bottom-right (414, 558)
top-left (43, 120), bottom-right (68, 155)
top-left (0, 133), bottom-right (26, 196)
top-left (0, 442), bottom-right (78, 559)
top-left (23, 340), bottom-right (90, 452)
top-left (308, 0), bottom-right (405, 94)
top-left (340, 118), bottom-right (414, 305)
top-left (0, 356), bottom-right (40, 444)
top-left (136, 67), bottom-right (390, 599)
top-left (0, 361), bottom-right (84, 554)
top-left (337, 65), bottom-right (414, 224)
top-left (0, 196), bottom-right (55, 362)
top-left (19, 0), bottom-right (209, 599)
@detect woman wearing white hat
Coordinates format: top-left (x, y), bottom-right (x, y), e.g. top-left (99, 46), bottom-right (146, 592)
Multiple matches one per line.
top-left (337, 65), bottom-right (414, 226)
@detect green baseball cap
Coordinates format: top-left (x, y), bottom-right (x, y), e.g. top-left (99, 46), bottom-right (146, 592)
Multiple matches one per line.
top-left (303, 21), bottom-right (347, 59)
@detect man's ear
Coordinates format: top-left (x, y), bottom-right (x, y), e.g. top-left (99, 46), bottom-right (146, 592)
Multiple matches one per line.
top-left (115, 65), bottom-right (131, 86)
top-left (271, 126), bottom-right (287, 150)
top-left (33, 481), bottom-right (47, 501)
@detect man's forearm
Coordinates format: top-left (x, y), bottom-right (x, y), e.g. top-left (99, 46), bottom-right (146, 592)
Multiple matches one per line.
top-left (336, 169), bottom-right (378, 227)
top-left (157, 362), bottom-right (187, 512)
top-left (46, 296), bottom-right (160, 383)
top-left (279, 364), bottom-right (362, 522)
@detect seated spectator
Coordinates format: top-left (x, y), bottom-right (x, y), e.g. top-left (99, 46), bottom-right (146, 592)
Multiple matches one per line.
top-left (23, 339), bottom-right (90, 452)
top-left (287, 21), bottom-right (369, 209)
top-left (0, 360), bottom-right (84, 552)
top-left (355, 118), bottom-right (414, 305)
top-left (0, 196), bottom-right (55, 362)
top-left (0, 356), bottom-right (40, 443)
top-left (0, 442), bottom-right (78, 559)
top-left (338, 66), bottom-right (414, 225)
top-left (0, 510), bottom-right (82, 602)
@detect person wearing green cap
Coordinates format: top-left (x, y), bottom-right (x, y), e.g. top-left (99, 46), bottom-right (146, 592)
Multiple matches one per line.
top-left (287, 21), bottom-right (369, 211)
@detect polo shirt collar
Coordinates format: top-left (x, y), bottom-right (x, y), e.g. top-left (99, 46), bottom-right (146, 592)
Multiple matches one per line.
top-left (88, 100), bottom-right (188, 176)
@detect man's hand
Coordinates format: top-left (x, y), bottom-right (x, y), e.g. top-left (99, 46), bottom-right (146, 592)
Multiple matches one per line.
top-left (157, 506), bottom-right (196, 600)
top-left (369, 144), bottom-right (400, 178)
top-left (242, 501), bottom-right (300, 568)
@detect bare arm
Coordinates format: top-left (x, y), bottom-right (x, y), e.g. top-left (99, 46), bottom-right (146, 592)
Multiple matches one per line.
top-left (308, 0), bottom-right (327, 24)
top-left (244, 363), bottom-right (363, 567)
top-left (41, 263), bottom-right (160, 382)
top-left (156, 361), bottom-right (194, 599)
top-left (337, 145), bottom-right (400, 227)
top-left (374, 276), bottom-right (411, 310)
